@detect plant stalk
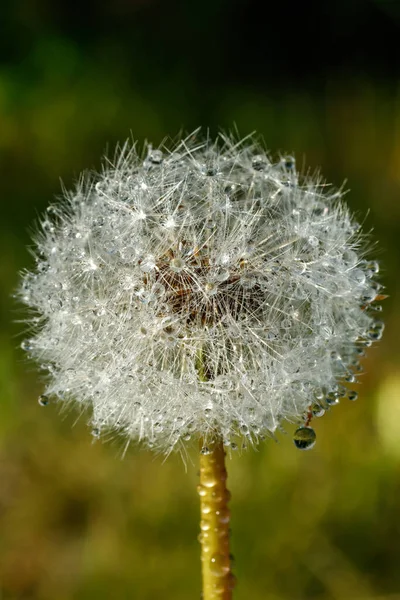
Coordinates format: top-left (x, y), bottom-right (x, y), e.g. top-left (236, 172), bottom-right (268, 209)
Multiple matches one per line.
top-left (198, 437), bottom-right (234, 599)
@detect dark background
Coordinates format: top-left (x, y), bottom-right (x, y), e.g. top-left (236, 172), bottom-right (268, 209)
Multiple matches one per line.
top-left (1, 1), bottom-right (400, 599)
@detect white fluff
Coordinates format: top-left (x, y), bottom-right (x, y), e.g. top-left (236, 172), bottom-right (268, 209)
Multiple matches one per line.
top-left (19, 132), bottom-right (384, 453)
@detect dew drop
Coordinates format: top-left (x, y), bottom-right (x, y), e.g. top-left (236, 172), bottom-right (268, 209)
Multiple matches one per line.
top-left (91, 428), bottom-right (100, 438)
top-left (363, 260), bottom-right (379, 275)
top-left (200, 519), bottom-right (211, 531)
top-left (197, 484), bottom-right (207, 497)
top-left (215, 269), bottom-right (230, 282)
top-left (326, 391), bottom-right (340, 406)
top-left (293, 426), bottom-right (316, 450)
top-left (21, 340), bottom-right (33, 351)
top-left (170, 257), bottom-right (185, 273)
top-left (38, 394), bottom-right (49, 407)
top-left (345, 374), bottom-right (356, 383)
top-left (308, 235), bottom-right (319, 248)
top-left (205, 165), bottom-right (217, 176)
top-left (152, 282), bottom-right (165, 297)
top-left (282, 155), bottom-right (296, 170)
top-left (200, 446), bottom-right (212, 455)
top-left (352, 269), bottom-right (366, 286)
top-left (209, 553), bottom-right (230, 577)
top-left (139, 256), bottom-right (156, 272)
top-left (201, 502), bottom-right (212, 515)
top-left (148, 149), bottom-right (163, 164)
top-left (252, 155), bottom-right (267, 170)
top-left (215, 508), bottom-right (230, 524)
top-left (348, 391), bottom-right (358, 401)
top-left (312, 403), bottom-right (325, 418)
top-left (343, 250), bottom-right (358, 267)
top-left (205, 281), bottom-right (218, 296)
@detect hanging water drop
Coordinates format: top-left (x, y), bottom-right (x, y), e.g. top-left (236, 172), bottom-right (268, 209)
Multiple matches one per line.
top-left (311, 403), bottom-right (325, 418)
top-left (348, 390), bottom-right (358, 401)
top-left (38, 394), bottom-right (49, 407)
top-left (293, 426), bottom-right (316, 450)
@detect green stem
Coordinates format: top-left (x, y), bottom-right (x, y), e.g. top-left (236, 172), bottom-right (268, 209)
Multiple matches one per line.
top-left (198, 438), bottom-right (234, 599)
top-left (196, 346), bottom-right (235, 599)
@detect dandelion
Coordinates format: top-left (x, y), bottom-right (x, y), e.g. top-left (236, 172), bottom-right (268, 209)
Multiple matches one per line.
top-left (19, 131), bottom-right (383, 599)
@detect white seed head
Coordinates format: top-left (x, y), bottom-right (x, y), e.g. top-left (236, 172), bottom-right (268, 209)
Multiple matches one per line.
top-left (19, 132), bottom-right (384, 453)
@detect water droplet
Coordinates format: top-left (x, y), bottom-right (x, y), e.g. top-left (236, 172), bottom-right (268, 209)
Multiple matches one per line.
top-left (148, 149), bottom-right (163, 164)
top-left (215, 269), bottom-right (230, 282)
top-left (252, 155), bottom-right (267, 170)
top-left (139, 256), bottom-right (156, 272)
top-left (38, 394), bottom-right (49, 407)
top-left (352, 269), bottom-right (366, 286)
top-left (205, 281), bottom-right (218, 296)
top-left (205, 165), bottom-right (217, 176)
top-left (200, 446), bottom-right (212, 455)
top-left (348, 391), bottom-right (358, 401)
top-left (170, 257), bottom-right (185, 273)
top-left (367, 321), bottom-right (385, 341)
top-left (152, 282), bottom-right (165, 297)
top-left (293, 426), bottom-right (316, 450)
top-left (200, 519), bottom-right (211, 531)
top-left (371, 304), bottom-right (383, 312)
top-left (282, 155), bottom-right (296, 170)
top-left (312, 403), bottom-right (325, 418)
top-left (326, 391), bottom-right (340, 406)
top-left (21, 339), bottom-right (33, 351)
top-left (91, 428), bottom-right (100, 438)
top-left (343, 250), bottom-right (358, 267)
top-left (215, 508), bottom-right (230, 524)
top-left (362, 260), bottom-right (379, 275)
top-left (209, 553), bottom-right (230, 577)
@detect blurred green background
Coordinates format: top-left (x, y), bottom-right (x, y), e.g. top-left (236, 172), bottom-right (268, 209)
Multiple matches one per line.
top-left (1, 1), bottom-right (400, 598)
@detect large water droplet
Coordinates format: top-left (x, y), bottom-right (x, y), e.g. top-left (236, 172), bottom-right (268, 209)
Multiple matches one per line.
top-left (293, 426), bottom-right (316, 450)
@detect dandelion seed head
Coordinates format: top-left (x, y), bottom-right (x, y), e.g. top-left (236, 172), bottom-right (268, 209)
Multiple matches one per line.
top-left (19, 132), bottom-right (383, 453)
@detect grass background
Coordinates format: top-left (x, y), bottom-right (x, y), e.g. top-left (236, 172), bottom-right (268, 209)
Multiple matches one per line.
top-left (1, 1), bottom-right (400, 598)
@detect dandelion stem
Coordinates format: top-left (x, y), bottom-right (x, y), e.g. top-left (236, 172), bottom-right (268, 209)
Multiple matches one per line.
top-left (198, 438), bottom-right (234, 599)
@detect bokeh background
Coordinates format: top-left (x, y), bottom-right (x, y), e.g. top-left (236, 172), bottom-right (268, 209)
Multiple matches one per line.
top-left (1, 1), bottom-right (400, 598)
